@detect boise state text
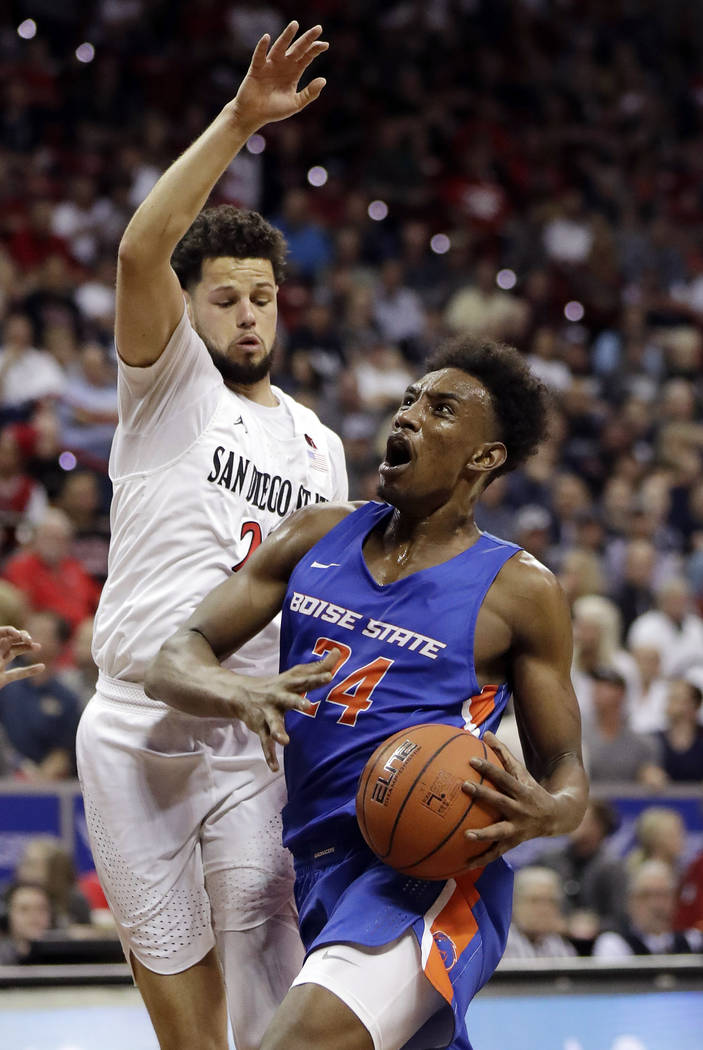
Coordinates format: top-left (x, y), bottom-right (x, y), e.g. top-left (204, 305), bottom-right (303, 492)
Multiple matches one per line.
top-left (207, 447), bottom-right (329, 516)
top-left (289, 591), bottom-right (446, 660)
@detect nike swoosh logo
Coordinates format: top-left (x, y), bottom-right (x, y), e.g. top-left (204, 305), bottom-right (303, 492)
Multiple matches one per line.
top-left (321, 948), bottom-right (361, 966)
top-left (311, 561), bottom-right (340, 569)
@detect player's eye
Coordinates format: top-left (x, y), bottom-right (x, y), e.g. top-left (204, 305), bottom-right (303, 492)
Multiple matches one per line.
top-left (436, 403), bottom-right (453, 415)
top-left (253, 297), bottom-right (272, 307)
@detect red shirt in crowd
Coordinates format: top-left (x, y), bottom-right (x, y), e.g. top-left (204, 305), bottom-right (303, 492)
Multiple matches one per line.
top-left (2, 551), bottom-right (100, 630)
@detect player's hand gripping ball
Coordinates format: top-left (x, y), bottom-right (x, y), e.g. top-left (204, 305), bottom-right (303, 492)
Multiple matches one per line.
top-left (356, 723), bottom-right (501, 879)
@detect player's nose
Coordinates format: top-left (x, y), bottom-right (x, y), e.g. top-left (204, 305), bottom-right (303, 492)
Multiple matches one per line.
top-left (236, 300), bottom-right (256, 327)
top-left (393, 401), bottom-right (422, 431)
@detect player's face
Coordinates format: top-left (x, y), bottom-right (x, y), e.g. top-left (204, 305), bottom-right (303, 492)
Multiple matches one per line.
top-left (187, 257), bottom-right (278, 386)
top-left (378, 368), bottom-right (506, 512)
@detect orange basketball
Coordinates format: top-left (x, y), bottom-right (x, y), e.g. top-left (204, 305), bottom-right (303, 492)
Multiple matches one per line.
top-left (355, 723), bottom-right (501, 880)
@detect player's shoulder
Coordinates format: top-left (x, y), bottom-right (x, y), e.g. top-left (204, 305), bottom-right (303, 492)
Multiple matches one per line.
top-left (492, 548), bottom-right (568, 624)
top-left (261, 499), bottom-right (363, 579)
top-left (279, 499), bottom-right (363, 543)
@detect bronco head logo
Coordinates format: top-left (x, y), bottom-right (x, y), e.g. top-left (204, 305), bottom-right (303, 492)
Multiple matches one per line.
top-left (433, 930), bottom-right (457, 970)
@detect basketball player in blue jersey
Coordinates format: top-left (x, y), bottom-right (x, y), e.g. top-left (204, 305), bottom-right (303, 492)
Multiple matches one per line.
top-left (147, 337), bottom-right (589, 1050)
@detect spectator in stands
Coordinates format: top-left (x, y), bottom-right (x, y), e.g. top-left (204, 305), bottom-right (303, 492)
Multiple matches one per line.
top-left (627, 807), bottom-right (687, 877)
top-left (570, 596), bottom-right (637, 725)
top-left (0, 426), bottom-right (48, 559)
top-left (371, 259), bottom-right (426, 357)
top-left (57, 343), bottom-right (118, 467)
top-left (611, 539), bottom-right (658, 635)
top-left (2, 507), bottom-right (101, 631)
top-left (0, 311), bottom-right (65, 413)
top-left (676, 849), bottom-right (703, 933)
top-left (592, 860), bottom-right (703, 957)
top-left (444, 258), bottom-right (523, 341)
top-left (15, 835), bottom-right (91, 927)
top-left (272, 188), bottom-right (332, 279)
top-left (534, 799), bottom-right (627, 936)
top-left (55, 472), bottom-right (110, 585)
top-left (0, 881), bottom-right (53, 964)
top-left (0, 610), bottom-right (80, 780)
top-left (57, 616), bottom-right (97, 709)
top-left (582, 668), bottom-right (665, 786)
top-left (655, 679), bottom-right (703, 782)
top-left (503, 867), bottom-right (576, 959)
top-left (627, 644), bottom-right (669, 734)
top-left (628, 577), bottom-right (703, 680)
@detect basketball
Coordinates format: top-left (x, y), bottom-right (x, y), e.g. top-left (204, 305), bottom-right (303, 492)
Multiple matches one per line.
top-left (355, 723), bottom-right (501, 880)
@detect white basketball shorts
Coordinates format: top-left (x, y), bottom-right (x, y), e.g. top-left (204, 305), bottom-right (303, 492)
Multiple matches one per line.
top-left (292, 933), bottom-right (450, 1050)
top-left (76, 673), bottom-right (296, 975)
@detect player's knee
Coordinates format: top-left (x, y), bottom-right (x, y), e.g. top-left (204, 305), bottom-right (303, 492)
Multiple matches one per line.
top-left (206, 865), bottom-right (293, 930)
top-left (260, 985), bottom-right (372, 1050)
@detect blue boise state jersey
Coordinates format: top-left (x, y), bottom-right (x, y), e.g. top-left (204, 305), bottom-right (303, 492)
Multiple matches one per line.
top-left (280, 501), bottom-right (521, 855)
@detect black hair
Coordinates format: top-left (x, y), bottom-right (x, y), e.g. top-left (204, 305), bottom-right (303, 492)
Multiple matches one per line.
top-left (171, 205), bottom-right (288, 289)
top-left (426, 336), bottom-right (550, 476)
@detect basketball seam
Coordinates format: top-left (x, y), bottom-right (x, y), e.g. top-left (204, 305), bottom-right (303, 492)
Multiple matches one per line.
top-left (398, 734), bottom-right (493, 873)
top-left (381, 728), bottom-right (470, 861)
top-left (356, 728), bottom-right (409, 852)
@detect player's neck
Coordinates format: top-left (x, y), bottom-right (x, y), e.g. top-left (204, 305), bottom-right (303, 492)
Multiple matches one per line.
top-left (386, 503), bottom-right (481, 551)
top-left (225, 376), bottom-right (278, 407)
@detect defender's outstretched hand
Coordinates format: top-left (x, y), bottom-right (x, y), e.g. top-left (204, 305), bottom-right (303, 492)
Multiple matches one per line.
top-left (460, 731), bottom-right (560, 868)
top-left (234, 647), bottom-right (339, 772)
top-left (0, 626), bottom-right (44, 688)
top-left (230, 21), bottom-right (328, 134)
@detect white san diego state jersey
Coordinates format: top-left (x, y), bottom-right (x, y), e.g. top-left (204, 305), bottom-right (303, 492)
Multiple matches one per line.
top-left (92, 308), bottom-right (347, 684)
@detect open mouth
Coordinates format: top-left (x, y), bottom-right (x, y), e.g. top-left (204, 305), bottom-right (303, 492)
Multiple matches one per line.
top-left (381, 433), bottom-right (412, 474)
top-left (236, 336), bottom-right (261, 351)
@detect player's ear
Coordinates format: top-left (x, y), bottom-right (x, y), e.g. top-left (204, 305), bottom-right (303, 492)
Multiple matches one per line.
top-left (465, 442), bottom-right (507, 477)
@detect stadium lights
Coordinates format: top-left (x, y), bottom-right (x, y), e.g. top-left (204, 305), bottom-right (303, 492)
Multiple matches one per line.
top-left (75, 42), bottom-right (95, 63)
top-left (17, 19), bottom-right (37, 39)
top-left (307, 166), bottom-right (328, 187)
top-left (564, 300), bottom-right (585, 322)
top-left (497, 268), bottom-right (517, 290)
top-left (368, 200), bottom-right (388, 221)
top-left (430, 234), bottom-right (450, 255)
top-left (246, 134), bottom-right (266, 154)
top-left (58, 452), bottom-right (77, 471)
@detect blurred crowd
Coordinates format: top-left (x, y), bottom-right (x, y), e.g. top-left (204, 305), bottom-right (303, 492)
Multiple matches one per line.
top-left (0, 0), bottom-right (703, 960)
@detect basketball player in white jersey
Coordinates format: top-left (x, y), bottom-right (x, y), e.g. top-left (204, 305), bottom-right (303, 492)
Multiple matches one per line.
top-left (75, 23), bottom-right (346, 1050)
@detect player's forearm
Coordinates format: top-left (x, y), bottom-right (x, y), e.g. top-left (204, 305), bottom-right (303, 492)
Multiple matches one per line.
top-left (145, 627), bottom-right (247, 718)
top-left (117, 106), bottom-right (252, 268)
top-left (540, 753), bottom-right (589, 835)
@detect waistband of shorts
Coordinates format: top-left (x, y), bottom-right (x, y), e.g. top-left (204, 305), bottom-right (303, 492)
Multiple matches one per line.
top-left (96, 671), bottom-right (169, 710)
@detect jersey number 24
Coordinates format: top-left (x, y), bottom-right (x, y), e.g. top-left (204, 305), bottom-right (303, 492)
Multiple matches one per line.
top-left (301, 637), bottom-right (393, 726)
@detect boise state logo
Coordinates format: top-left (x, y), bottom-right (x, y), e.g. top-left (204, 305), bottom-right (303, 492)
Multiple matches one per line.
top-left (433, 930), bottom-right (457, 970)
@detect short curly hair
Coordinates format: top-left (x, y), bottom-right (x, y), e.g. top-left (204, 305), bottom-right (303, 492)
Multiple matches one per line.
top-left (426, 336), bottom-right (550, 476)
top-left (171, 205), bottom-right (288, 289)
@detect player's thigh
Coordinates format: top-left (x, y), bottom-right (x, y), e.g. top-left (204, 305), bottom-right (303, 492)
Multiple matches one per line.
top-left (77, 695), bottom-right (216, 972)
top-left (265, 932), bottom-right (448, 1050)
top-left (202, 755), bottom-right (295, 930)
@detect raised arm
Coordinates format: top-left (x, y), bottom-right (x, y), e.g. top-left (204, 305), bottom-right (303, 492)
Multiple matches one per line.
top-left (116, 21), bottom-right (328, 366)
top-left (145, 503), bottom-right (353, 769)
top-left (462, 555), bottom-right (588, 867)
